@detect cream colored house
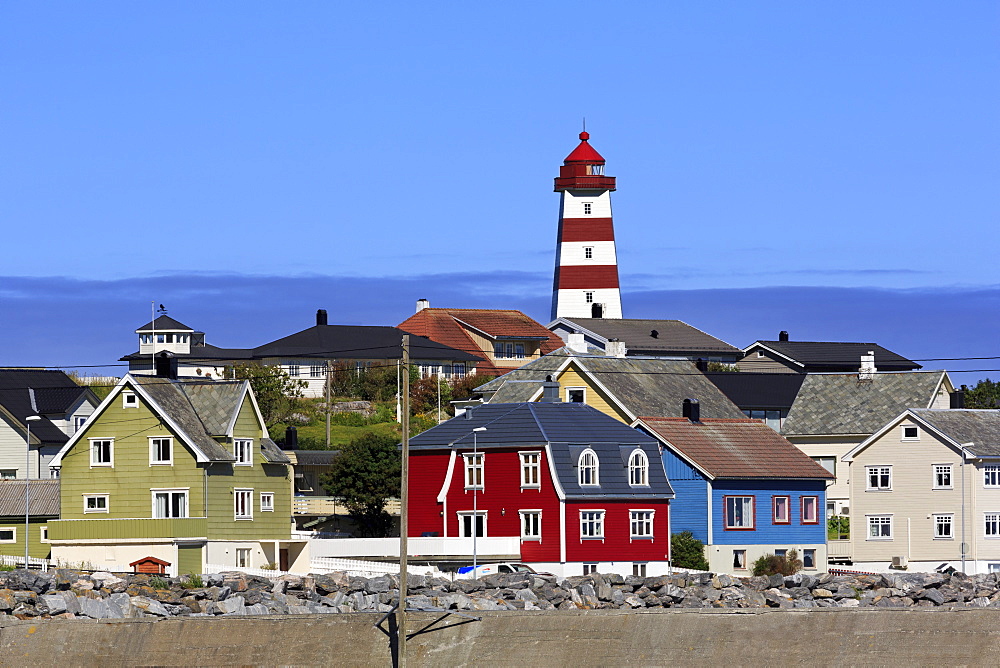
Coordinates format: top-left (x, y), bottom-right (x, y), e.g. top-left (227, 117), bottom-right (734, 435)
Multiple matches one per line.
top-left (843, 408), bottom-right (1000, 575)
top-left (781, 370), bottom-right (953, 519)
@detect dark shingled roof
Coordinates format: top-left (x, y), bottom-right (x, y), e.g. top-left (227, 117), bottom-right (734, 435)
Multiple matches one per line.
top-left (254, 325), bottom-right (482, 362)
top-left (409, 402), bottom-right (673, 500)
top-left (119, 344), bottom-right (255, 363)
top-left (640, 417), bottom-right (833, 480)
top-left (556, 318), bottom-right (742, 357)
top-left (0, 479), bottom-right (60, 517)
top-left (476, 350), bottom-right (745, 420)
top-left (748, 340), bottom-right (921, 371)
top-left (135, 315), bottom-right (194, 332)
top-left (782, 371), bottom-right (950, 436)
top-left (260, 437), bottom-right (291, 464)
top-left (287, 450), bottom-right (339, 466)
top-left (0, 369), bottom-right (96, 444)
top-left (704, 372), bottom-right (805, 410)
top-left (910, 409), bottom-right (1000, 458)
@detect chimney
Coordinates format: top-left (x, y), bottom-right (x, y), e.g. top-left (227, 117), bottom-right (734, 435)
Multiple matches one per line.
top-left (779, 331), bottom-right (789, 342)
top-left (682, 398), bottom-right (700, 423)
top-left (285, 425), bottom-right (298, 449)
top-left (859, 351), bottom-right (877, 380)
top-left (650, 329), bottom-right (659, 339)
top-left (566, 331), bottom-right (588, 353)
top-left (154, 351), bottom-right (178, 380)
top-left (605, 338), bottom-right (626, 358)
top-left (316, 309), bottom-right (328, 326)
top-left (951, 388), bottom-right (966, 409)
top-left (695, 358), bottom-right (708, 373)
top-left (416, 298), bottom-right (430, 312)
top-left (541, 375), bottom-right (562, 402)
top-left (464, 407), bottom-right (473, 420)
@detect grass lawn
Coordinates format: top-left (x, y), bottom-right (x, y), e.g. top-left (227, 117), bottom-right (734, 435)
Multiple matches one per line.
top-left (272, 420), bottom-right (401, 449)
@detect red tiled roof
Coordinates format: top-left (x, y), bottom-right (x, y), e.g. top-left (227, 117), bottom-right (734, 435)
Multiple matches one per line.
top-left (398, 308), bottom-right (563, 376)
top-left (639, 417), bottom-right (833, 480)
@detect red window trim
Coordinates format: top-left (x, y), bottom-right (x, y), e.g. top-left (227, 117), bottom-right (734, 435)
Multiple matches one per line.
top-left (772, 495), bottom-right (791, 525)
top-left (723, 495), bottom-right (756, 531)
top-left (800, 496), bottom-right (820, 524)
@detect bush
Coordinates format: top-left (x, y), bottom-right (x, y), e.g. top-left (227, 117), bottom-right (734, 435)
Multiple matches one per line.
top-left (751, 549), bottom-right (802, 577)
top-left (671, 531), bottom-right (710, 570)
top-left (149, 576), bottom-right (169, 589)
top-left (828, 515), bottom-right (850, 540)
top-left (180, 574), bottom-right (203, 589)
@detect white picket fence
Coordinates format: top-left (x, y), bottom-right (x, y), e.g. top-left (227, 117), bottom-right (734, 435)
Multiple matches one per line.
top-left (202, 557), bottom-right (444, 579)
top-left (0, 554), bottom-right (51, 571)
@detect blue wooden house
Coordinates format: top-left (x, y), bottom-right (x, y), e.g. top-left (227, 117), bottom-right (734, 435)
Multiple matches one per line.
top-left (635, 410), bottom-right (832, 574)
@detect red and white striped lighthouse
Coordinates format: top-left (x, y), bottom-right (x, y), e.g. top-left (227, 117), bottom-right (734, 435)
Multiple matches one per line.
top-left (550, 131), bottom-right (622, 320)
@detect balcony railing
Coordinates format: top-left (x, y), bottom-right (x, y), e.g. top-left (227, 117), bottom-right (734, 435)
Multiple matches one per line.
top-left (293, 496), bottom-right (400, 516)
top-left (48, 517), bottom-right (208, 541)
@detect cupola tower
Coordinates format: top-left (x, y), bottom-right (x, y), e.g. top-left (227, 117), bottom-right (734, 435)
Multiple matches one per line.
top-left (550, 131), bottom-right (622, 320)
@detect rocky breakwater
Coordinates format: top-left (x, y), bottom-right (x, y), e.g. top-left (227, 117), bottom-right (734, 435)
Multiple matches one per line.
top-left (2, 568), bottom-right (1000, 621)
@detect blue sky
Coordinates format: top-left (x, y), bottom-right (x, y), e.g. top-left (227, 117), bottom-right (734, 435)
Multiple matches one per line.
top-left (1, 2), bottom-right (998, 383)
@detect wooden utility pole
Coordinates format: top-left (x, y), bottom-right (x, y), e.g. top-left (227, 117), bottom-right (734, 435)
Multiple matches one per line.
top-left (398, 335), bottom-right (410, 666)
top-left (325, 360), bottom-right (332, 448)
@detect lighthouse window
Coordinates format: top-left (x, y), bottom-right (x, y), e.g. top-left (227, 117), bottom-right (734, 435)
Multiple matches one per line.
top-left (587, 165), bottom-right (604, 176)
top-left (585, 292), bottom-right (594, 303)
top-left (584, 247), bottom-right (593, 259)
top-left (583, 202), bottom-right (592, 215)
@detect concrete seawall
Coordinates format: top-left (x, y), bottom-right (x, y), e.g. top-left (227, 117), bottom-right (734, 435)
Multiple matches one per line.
top-left (2, 608), bottom-right (998, 667)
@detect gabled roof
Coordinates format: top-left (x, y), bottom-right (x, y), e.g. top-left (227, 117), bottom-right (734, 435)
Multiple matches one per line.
top-left (704, 372), bottom-right (805, 409)
top-left (552, 318), bottom-right (742, 357)
top-left (409, 402), bottom-right (672, 500)
top-left (135, 315), bottom-right (194, 332)
top-left (781, 371), bottom-right (951, 436)
top-left (475, 350), bottom-right (746, 421)
top-left (253, 325), bottom-right (482, 362)
top-left (843, 408), bottom-right (1000, 462)
top-left (639, 417), bottom-right (833, 480)
top-left (746, 340), bottom-right (920, 371)
top-left (0, 479), bottom-right (60, 517)
top-left (0, 369), bottom-right (97, 444)
top-left (399, 308), bottom-right (562, 374)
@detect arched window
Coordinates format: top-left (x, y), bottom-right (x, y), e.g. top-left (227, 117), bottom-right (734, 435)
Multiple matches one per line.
top-left (628, 449), bottom-right (649, 486)
top-left (578, 449), bottom-right (599, 486)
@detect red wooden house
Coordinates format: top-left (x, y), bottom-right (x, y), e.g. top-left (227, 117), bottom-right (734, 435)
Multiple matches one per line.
top-left (408, 391), bottom-right (674, 577)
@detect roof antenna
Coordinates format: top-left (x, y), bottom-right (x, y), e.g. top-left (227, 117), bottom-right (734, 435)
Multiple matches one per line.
top-left (582, 117), bottom-right (586, 132)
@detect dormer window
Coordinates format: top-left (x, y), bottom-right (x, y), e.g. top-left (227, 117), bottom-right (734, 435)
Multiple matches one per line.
top-left (578, 449), bottom-right (599, 486)
top-left (628, 449), bottom-right (649, 486)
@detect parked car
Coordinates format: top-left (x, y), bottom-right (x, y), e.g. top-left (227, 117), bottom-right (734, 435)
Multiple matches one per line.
top-left (456, 563), bottom-right (553, 578)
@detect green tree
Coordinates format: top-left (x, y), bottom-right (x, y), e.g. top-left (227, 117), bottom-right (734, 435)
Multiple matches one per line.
top-left (321, 432), bottom-right (401, 537)
top-left (706, 362), bottom-right (740, 373)
top-left (231, 363), bottom-right (307, 428)
top-left (671, 531), bottom-right (710, 570)
top-left (965, 379), bottom-right (1000, 409)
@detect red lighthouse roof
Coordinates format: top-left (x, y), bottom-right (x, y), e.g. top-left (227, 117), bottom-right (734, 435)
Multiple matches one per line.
top-left (564, 131), bottom-right (606, 164)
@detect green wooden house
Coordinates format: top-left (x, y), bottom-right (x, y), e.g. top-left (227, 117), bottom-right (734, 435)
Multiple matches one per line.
top-left (0, 479), bottom-right (59, 561)
top-left (48, 371), bottom-right (306, 575)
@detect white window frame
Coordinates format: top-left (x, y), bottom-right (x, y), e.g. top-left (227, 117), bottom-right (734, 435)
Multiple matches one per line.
top-left (985, 513), bottom-right (1000, 538)
top-left (234, 489), bottom-right (253, 520)
top-left (733, 549), bottom-right (747, 569)
top-left (149, 437), bottom-right (173, 466)
top-left (122, 392), bottom-right (138, 409)
top-left (0, 527), bottom-right (15, 544)
top-left (583, 563), bottom-right (598, 575)
top-left (867, 514), bottom-right (893, 540)
top-left (260, 492), bottom-right (275, 512)
top-left (287, 364), bottom-right (300, 377)
top-left (235, 547), bottom-right (251, 568)
top-left (724, 496), bottom-right (755, 530)
top-left (578, 449), bottom-right (599, 486)
top-left (519, 510), bottom-right (541, 541)
top-left (579, 510), bottom-right (605, 540)
top-left (464, 453), bottom-right (484, 490)
top-left (802, 548), bottom-right (817, 570)
top-left (630, 510), bottom-right (654, 539)
top-left (90, 438), bottom-right (114, 468)
top-left (933, 514), bottom-right (954, 539)
top-left (40, 525), bottom-right (49, 543)
top-left (0, 470), bottom-right (15, 480)
top-left (566, 387), bottom-right (586, 404)
top-left (520, 452), bottom-right (541, 489)
top-left (866, 465), bottom-right (892, 491)
top-left (74, 415), bottom-right (88, 432)
top-left (801, 496), bottom-right (819, 524)
top-left (984, 465), bottom-right (1000, 488)
top-left (234, 439), bottom-right (253, 466)
top-left (632, 563), bottom-right (647, 577)
top-left (151, 488), bottom-right (189, 519)
top-left (84, 494), bottom-right (109, 514)
top-left (933, 464), bottom-right (953, 490)
top-left (457, 511), bottom-right (487, 538)
top-left (514, 343), bottom-right (525, 359)
top-left (310, 365), bottom-right (324, 378)
top-left (628, 449), bottom-right (649, 486)
top-left (901, 425), bottom-right (920, 441)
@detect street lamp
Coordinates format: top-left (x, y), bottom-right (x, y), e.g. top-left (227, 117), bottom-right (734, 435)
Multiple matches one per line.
top-left (24, 415), bottom-right (40, 569)
top-left (472, 427), bottom-right (486, 575)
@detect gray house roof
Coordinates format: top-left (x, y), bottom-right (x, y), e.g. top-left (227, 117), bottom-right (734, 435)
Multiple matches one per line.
top-left (0, 479), bottom-right (60, 517)
top-left (747, 340), bottom-right (921, 372)
top-left (409, 402), bottom-right (673, 501)
top-left (910, 409), bottom-right (1000, 458)
top-left (476, 349), bottom-right (745, 420)
top-left (782, 371), bottom-right (950, 437)
top-left (552, 318), bottom-right (742, 358)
